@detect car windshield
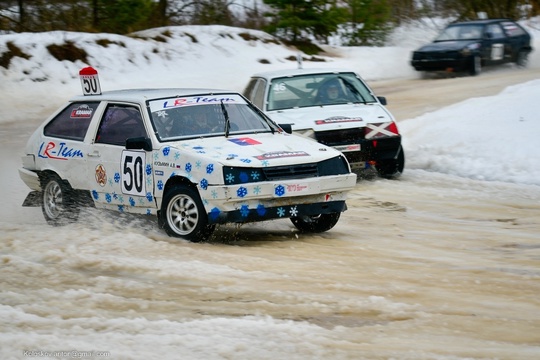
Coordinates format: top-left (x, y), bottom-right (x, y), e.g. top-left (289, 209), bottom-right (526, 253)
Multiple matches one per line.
top-left (148, 94), bottom-right (275, 141)
top-left (266, 72), bottom-right (377, 111)
top-left (435, 24), bottom-right (484, 41)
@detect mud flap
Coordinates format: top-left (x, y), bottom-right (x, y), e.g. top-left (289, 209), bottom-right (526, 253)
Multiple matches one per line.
top-left (22, 191), bottom-right (42, 207)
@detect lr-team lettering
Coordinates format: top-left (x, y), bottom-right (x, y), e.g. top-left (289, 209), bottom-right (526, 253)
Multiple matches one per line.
top-left (162, 96), bottom-right (236, 108)
top-left (38, 141), bottom-right (84, 160)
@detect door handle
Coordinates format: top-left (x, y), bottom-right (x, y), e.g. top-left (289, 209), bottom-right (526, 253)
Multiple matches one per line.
top-left (87, 151), bottom-right (101, 158)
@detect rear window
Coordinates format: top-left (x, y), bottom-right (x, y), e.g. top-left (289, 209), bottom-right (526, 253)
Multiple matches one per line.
top-left (44, 102), bottom-right (98, 141)
top-left (501, 21), bottom-right (527, 37)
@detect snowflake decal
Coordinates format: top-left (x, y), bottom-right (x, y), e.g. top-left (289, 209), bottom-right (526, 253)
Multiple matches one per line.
top-left (196, 160), bottom-right (202, 168)
top-left (240, 205), bottom-right (250, 217)
top-left (129, 197), bottom-right (135, 206)
top-left (209, 207), bottom-right (221, 221)
top-left (112, 192), bottom-right (118, 200)
top-left (228, 153), bottom-right (238, 158)
top-left (237, 186), bottom-right (248, 198)
top-left (114, 172), bottom-right (120, 183)
top-left (275, 185), bottom-right (285, 197)
top-left (226, 173), bottom-right (235, 184)
top-left (146, 209), bottom-right (152, 215)
top-left (145, 164), bottom-right (152, 175)
top-left (162, 147), bottom-right (170, 156)
top-left (157, 180), bottom-right (164, 190)
top-left (239, 172), bottom-right (249, 183)
top-left (261, 160), bottom-right (269, 167)
top-left (174, 152), bottom-right (180, 160)
top-left (206, 164), bottom-right (214, 174)
top-left (118, 194), bottom-right (124, 203)
top-left (108, 178), bottom-right (113, 187)
top-left (240, 158), bottom-right (252, 163)
top-left (253, 185), bottom-right (261, 195)
top-left (200, 178), bottom-right (208, 190)
top-left (153, 152), bottom-right (159, 160)
top-left (211, 190), bottom-right (218, 199)
top-left (277, 207), bottom-right (286, 217)
top-left (185, 162), bottom-right (192, 172)
top-left (289, 206), bottom-right (298, 217)
top-left (105, 193), bottom-right (112, 203)
top-left (118, 205), bottom-right (124, 212)
top-left (251, 171), bottom-right (260, 181)
top-left (256, 204), bottom-right (266, 216)
top-left (92, 190), bottom-right (99, 200)
top-left (146, 192), bottom-right (153, 202)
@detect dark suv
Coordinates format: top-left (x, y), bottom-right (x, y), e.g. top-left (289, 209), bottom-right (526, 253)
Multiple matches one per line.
top-left (411, 19), bottom-right (533, 76)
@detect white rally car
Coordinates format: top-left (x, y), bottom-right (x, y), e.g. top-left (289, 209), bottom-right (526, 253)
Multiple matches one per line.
top-left (18, 67), bottom-right (357, 242)
top-left (243, 68), bottom-right (404, 178)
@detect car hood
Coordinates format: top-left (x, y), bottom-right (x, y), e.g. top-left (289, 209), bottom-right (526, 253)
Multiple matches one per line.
top-left (266, 103), bottom-right (394, 131)
top-left (162, 132), bottom-right (344, 167)
top-left (416, 40), bottom-right (478, 52)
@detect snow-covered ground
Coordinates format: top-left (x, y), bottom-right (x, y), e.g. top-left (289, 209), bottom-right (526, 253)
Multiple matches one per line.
top-left (1, 18), bottom-right (540, 360)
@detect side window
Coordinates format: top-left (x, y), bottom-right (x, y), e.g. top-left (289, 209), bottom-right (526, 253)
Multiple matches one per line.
top-left (44, 102), bottom-right (98, 141)
top-left (243, 78), bottom-right (266, 109)
top-left (487, 24), bottom-right (505, 39)
top-left (95, 104), bottom-right (147, 146)
top-left (252, 79), bottom-right (267, 110)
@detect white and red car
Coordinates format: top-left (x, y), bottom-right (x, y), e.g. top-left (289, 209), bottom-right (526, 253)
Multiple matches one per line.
top-left (18, 68), bottom-right (357, 241)
top-left (243, 68), bottom-right (404, 178)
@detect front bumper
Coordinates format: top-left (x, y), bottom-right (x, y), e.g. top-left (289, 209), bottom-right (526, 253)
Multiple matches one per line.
top-left (201, 173), bottom-right (357, 224)
top-left (411, 54), bottom-right (471, 72)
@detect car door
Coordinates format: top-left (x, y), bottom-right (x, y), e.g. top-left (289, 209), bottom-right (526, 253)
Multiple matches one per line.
top-left (483, 23), bottom-right (509, 65)
top-left (87, 102), bottom-right (155, 213)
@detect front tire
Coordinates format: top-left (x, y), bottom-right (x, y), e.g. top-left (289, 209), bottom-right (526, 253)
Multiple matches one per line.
top-left (41, 174), bottom-right (79, 226)
top-left (470, 55), bottom-right (481, 76)
top-left (377, 145), bottom-right (405, 179)
top-left (291, 212), bottom-right (341, 233)
top-left (160, 184), bottom-right (215, 242)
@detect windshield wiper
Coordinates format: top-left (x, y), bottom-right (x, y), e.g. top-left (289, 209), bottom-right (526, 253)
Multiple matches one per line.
top-left (220, 99), bottom-right (230, 138)
top-left (338, 76), bottom-right (366, 103)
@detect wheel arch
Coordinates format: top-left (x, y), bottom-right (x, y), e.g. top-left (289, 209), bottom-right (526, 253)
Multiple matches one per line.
top-left (38, 169), bottom-right (73, 190)
top-left (157, 175), bottom-right (199, 210)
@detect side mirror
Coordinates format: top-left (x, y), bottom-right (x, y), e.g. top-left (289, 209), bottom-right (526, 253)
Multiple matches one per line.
top-left (279, 123), bottom-right (293, 134)
top-left (126, 136), bottom-right (152, 151)
top-left (377, 96), bottom-right (387, 105)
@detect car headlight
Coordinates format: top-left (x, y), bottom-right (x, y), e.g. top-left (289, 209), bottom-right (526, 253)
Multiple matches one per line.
top-left (222, 156), bottom-right (350, 184)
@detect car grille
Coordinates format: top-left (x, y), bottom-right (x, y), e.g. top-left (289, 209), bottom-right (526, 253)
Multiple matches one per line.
top-left (263, 164), bottom-right (319, 180)
top-left (414, 51), bottom-right (460, 61)
top-left (315, 128), bottom-right (363, 146)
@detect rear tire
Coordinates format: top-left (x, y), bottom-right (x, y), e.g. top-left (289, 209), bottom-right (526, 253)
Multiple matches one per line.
top-left (291, 212), bottom-right (341, 233)
top-left (41, 174), bottom-right (79, 226)
top-left (516, 50), bottom-right (529, 68)
top-left (160, 184), bottom-right (215, 242)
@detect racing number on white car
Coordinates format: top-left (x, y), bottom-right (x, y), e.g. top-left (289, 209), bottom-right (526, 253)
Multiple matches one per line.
top-left (121, 150), bottom-right (146, 196)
